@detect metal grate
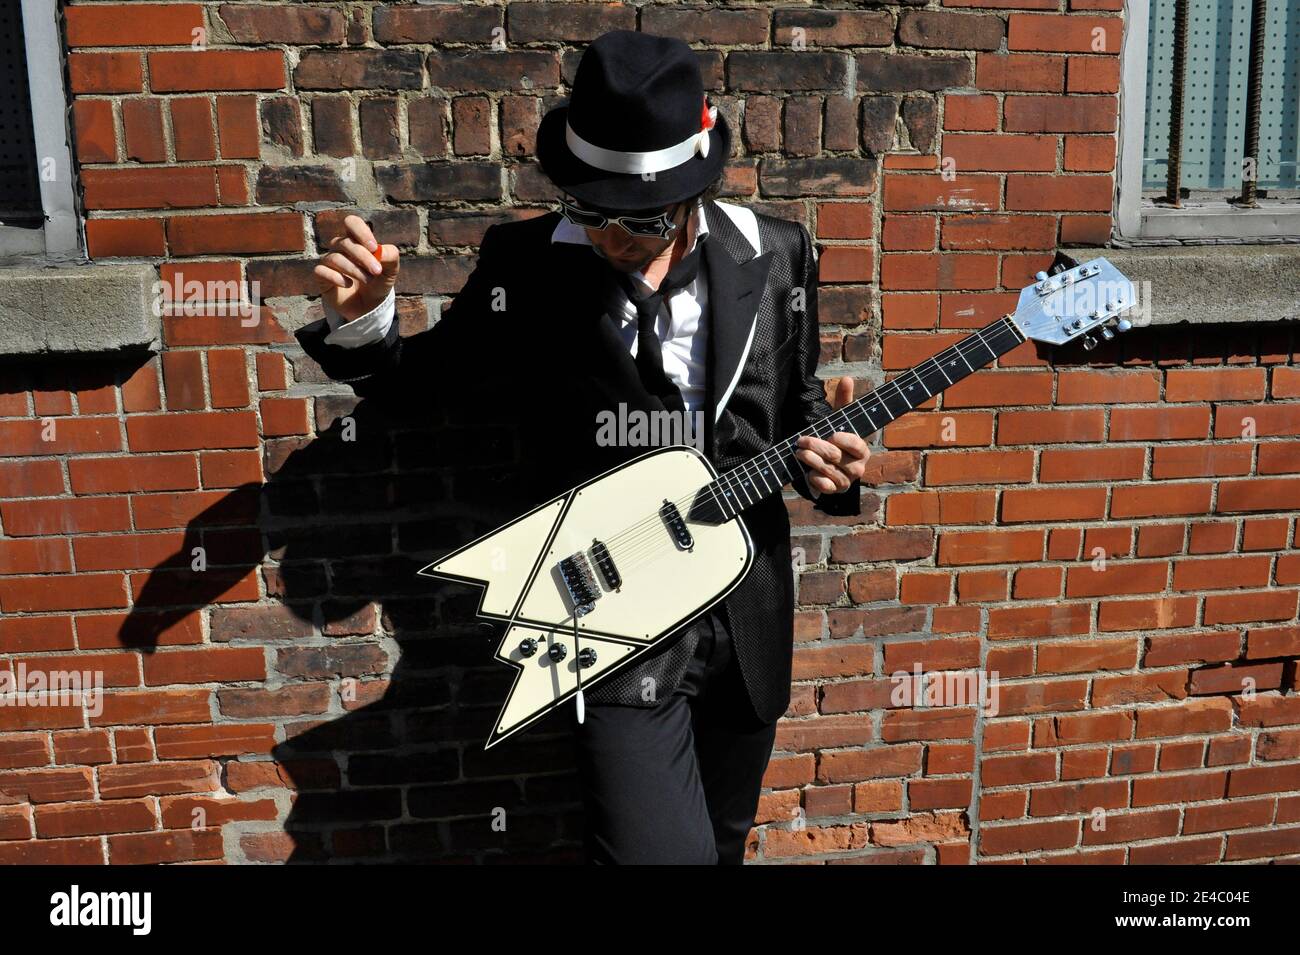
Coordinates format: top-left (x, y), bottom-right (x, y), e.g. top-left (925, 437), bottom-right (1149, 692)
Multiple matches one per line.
top-left (0, 3), bottom-right (44, 227)
top-left (1143, 0), bottom-right (1299, 200)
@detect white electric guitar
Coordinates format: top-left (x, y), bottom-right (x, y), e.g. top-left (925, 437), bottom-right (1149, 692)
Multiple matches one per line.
top-left (419, 255), bottom-right (1138, 748)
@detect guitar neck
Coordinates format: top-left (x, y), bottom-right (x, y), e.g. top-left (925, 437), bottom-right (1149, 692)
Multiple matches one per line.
top-left (701, 315), bottom-right (1026, 520)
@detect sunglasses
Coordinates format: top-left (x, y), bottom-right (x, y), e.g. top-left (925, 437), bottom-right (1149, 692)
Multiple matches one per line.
top-left (556, 195), bottom-right (683, 240)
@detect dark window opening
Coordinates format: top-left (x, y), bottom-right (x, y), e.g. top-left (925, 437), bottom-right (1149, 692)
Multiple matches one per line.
top-left (0, 3), bottom-right (45, 230)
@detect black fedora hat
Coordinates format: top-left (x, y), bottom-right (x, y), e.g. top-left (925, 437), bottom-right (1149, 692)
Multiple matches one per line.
top-left (536, 29), bottom-right (730, 211)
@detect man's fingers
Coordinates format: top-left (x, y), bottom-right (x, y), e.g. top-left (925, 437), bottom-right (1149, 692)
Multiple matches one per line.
top-left (335, 236), bottom-right (383, 276)
top-left (799, 456), bottom-right (850, 493)
top-left (829, 431), bottom-right (870, 460)
top-left (830, 375), bottom-right (854, 410)
top-left (796, 430), bottom-right (868, 494)
top-left (795, 448), bottom-right (850, 491)
top-left (376, 242), bottom-right (401, 279)
top-left (313, 263), bottom-right (351, 290)
top-left (321, 251), bottom-right (369, 287)
top-left (797, 434), bottom-right (842, 465)
top-left (343, 214), bottom-right (379, 253)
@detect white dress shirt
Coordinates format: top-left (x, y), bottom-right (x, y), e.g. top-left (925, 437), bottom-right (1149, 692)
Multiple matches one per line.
top-left (320, 199), bottom-right (711, 413)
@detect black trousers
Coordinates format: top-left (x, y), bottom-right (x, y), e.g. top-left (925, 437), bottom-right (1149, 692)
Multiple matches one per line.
top-left (571, 606), bottom-right (779, 864)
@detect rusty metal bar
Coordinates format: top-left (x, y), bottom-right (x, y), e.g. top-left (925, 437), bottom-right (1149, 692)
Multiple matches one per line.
top-left (1161, 0), bottom-right (1191, 207)
top-left (1235, 0), bottom-right (1269, 207)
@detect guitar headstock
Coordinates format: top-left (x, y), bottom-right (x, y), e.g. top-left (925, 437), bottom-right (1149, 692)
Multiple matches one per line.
top-left (1008, 254), bottom-right (1138, 351)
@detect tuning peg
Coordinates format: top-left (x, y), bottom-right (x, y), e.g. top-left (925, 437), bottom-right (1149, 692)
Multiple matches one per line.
top-left (1034, 271), bottom-right (1049, 282)
top-left (1081, 335), bottom-right (1098, 351)
top-left (1116, 318), bottom-right (1133, 333)
top-left (1101, 327), bottom-right (1115, 340)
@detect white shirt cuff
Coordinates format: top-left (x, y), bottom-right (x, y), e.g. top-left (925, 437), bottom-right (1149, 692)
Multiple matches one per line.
top-left (322, 287), bottom-right (396, 348)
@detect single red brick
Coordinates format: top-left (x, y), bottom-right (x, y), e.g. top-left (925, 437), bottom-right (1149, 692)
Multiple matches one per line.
top-left (161, 350), bottom-right (205, 410)
top-left (149, 50), bottom-right (287, 92)
top-left (169, 96), bottom-right (217, 161)
top-left (73, 100), bottom-right (117, 163)
top-left (65, 4), bottom-right (205, 46)
top-left (121, 98), bottom-right (167, 162)
top-left (86, 218), bottom-right (166, 257)
top-left (217, 95), bottom-right (261, 159)
top-left (69, 52), bottom-right (144, 93)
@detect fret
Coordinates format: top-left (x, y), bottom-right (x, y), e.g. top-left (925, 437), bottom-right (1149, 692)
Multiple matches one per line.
top-left (745, 454), bottom-right (773, 495)
top-left (879, 385), bottom-right (913, 420)
top-left (914, 363), bottom-right (947, 395)
top-left (931, 356), bottom-right (953, 386)
top-left (718, 480), bottom-right (742, 514)
top-left (729, 470), bottom-right (757, 505)
top-left (749, 457), bottom-right (783, 496)
top-left (767, 449), bottom-right (797, 485)
top-left (899, 373), bottom-right (931, 404)
top-left (837, 405), bottom-right (868, 433)
top-left (1000, 316), bottom-right (1026, 344)
top-left (965, 329), bottom-right (1000, 366)
top-left (705, 481), bottom-right (727, 519)
top-left (861, 393), bottom-right (892, 426)
top-left (943, 356), bottom-right (970, 384)
top-left (731, 472), bottom-right (756, 507)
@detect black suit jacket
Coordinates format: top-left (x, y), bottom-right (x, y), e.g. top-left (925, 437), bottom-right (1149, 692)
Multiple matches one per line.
top-left (295, 198), bottom-right (862, 725)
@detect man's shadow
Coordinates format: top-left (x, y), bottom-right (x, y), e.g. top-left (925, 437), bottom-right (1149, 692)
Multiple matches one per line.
top-left (120, 389), bottom-right (585, 863)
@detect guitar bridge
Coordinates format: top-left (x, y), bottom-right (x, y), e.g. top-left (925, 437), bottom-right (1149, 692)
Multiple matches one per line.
top-left (558, 552), bottom-right (601, 616)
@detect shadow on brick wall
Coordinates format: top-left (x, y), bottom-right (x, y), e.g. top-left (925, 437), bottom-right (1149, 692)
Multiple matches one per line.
top-left (118, 392), bottom-right (586, 863)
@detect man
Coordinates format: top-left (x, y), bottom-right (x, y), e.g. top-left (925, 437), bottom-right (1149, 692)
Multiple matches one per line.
top-left (300, 29), bottom-right (868, 864)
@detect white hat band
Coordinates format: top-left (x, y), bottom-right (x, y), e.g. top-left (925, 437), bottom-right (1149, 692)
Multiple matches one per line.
top-left (565, 118), bottom-right (712, 174)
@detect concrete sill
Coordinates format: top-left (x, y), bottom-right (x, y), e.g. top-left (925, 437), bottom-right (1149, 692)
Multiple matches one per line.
top-left (0, 263), bottom-right (161, 355)
top-left (1072, 245), bottom-right (1300, 326)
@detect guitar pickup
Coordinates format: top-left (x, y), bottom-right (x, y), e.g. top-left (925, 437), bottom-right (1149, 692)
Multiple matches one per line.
top-left (558, 552), bottom-right (601, 616)
top-left (660, 499), bottom-right (693, 550)
top-left (590, 539), bottom-right (621, 591)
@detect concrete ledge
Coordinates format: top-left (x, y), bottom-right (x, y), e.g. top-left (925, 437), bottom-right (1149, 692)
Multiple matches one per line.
top-left (0, 263), bottom-right (161, 355)
top-left (1075, 245), bottom-right (1300, 326)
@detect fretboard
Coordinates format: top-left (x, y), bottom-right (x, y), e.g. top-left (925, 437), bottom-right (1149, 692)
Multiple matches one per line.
top-left (698, 315), bottom-right (1025, 520)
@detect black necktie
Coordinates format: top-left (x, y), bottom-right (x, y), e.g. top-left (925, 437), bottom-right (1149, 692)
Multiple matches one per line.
top-left (608, 239), bottom-right (705, 415)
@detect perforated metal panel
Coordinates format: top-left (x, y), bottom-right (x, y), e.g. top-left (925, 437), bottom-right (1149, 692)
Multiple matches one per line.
top-left (1258, 0), bottom-right (1300, 190)
top-left (0, 3), bottom-right (43, 225)
top-left (1143, 0), bottom-right (1299, 192)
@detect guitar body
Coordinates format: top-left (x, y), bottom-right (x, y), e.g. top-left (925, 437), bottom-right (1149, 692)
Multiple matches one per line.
top-left (419, 445), bottom-right (753, 748)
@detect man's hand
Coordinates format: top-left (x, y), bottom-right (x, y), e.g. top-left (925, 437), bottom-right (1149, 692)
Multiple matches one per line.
top-left (794, 376), bottom-right (870, 499)
top-left (313, 213), bottom-right (401, 322)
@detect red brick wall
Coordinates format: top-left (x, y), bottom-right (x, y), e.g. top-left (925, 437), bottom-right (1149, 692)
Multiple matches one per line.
top-left (1, 1), bottom-right (1297, 864)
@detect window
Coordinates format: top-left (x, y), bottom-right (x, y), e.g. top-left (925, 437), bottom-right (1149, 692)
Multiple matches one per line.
top-left (0, 0), bottom-right (80, 260)
top-left (1117, 0), bottom-right (1300, 240)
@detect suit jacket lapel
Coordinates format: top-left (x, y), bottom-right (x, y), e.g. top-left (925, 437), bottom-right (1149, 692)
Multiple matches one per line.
top-left (702, 200), bottom-right (774, 456)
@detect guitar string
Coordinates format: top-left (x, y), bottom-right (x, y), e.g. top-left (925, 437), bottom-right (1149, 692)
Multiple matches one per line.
top-left (587, 320), bottom-right (1019, 577)
top-left (595, 319), bottom-right (1017, 573)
